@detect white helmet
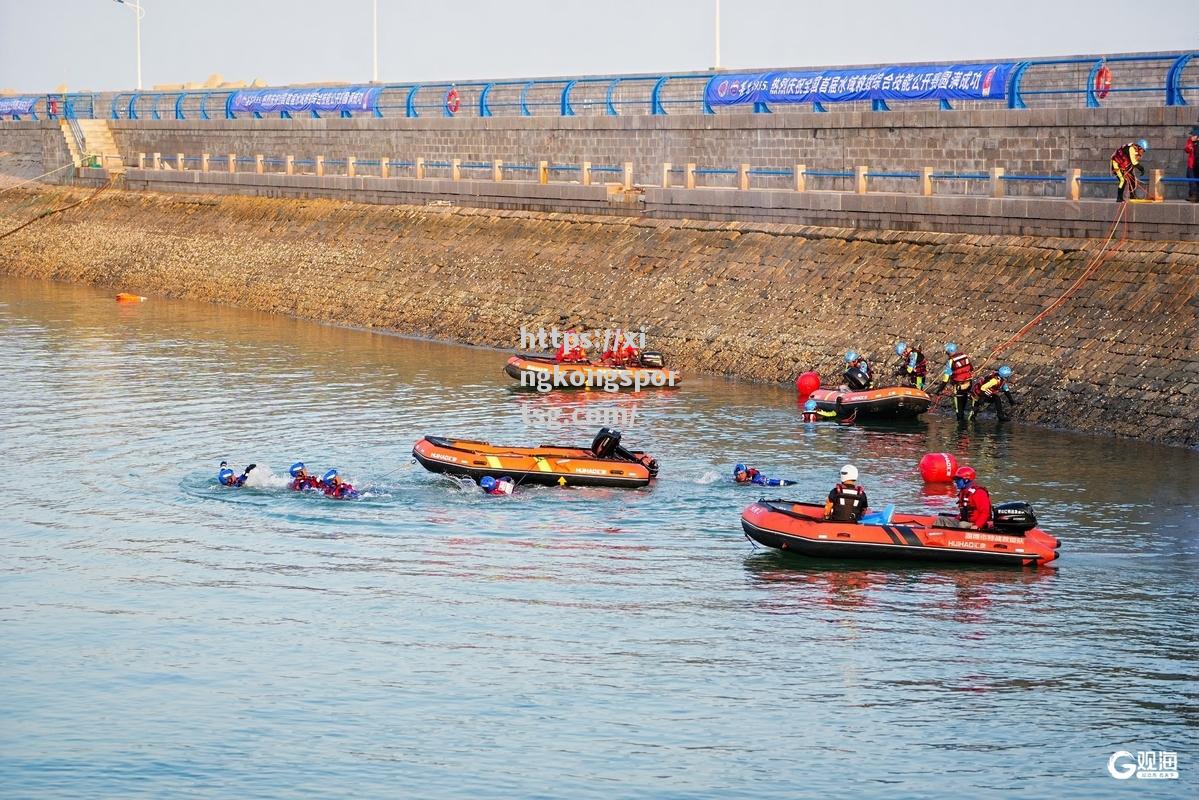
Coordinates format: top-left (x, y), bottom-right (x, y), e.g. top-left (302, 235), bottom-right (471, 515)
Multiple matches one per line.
top-left (840, 464), bottom-right (858, 482)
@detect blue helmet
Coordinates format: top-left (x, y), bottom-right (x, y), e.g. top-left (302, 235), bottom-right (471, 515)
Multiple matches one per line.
top-left (845, 350), bottom-right (857, 363)
top-left (998, 365), bottom-right (1013, 379)
top-left (944, 342), bottom-right (958, 355)
top-left (218, 468), bottom-right (234, 484)
top-left (734, 463), bottom-right (747, 475)
top-left (895, 341), bottom-right (908, 356)
top-left (803, 399), bottom-right (817, 412)
top-left (1137, 139), bottom-right (1149, 152)
top-left (289, 461), bottom-right (305, 477)
top-left (321, 468), bottom-right (338, 484)
top-left (480, 476), bottom-right (497, 490)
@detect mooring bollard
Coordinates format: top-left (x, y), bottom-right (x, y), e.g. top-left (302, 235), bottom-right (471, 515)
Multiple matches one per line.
top-left (415, 157), bottom-right (425, 180)
top-left (452, 158), bottom-right (461, 181)
top-left (1151, 168), bottom-right (1163, 200)
top-left (493, 160), bottom-right (503, 182)
top-left (685, 163), bottom-right (696, 190)
top-left (201, 153), bottom-right (210, 173)
top-left (285, 155), bottom-right (294, 176)
top-left (137, 153), bottom-right (146, 169)
top-left (538, 160), bottom-right (549, 185)
top-left (738, 163), bottom-right (750, 191)
top-left (176, 153), bottom-right (185, 171)
top-left (855, 166), bottom-right (868, 195)
top-left (1066, 168), bottom-right (1081, 201)
top-left (661, 162), bottom-right (672, 189)
top-left (315, 156), bottom-right (324, 177)
top-left (794, 164), bottom-right (806, 193)
top-left (921, 166), bottom-right (933, 196)
top-left (347, 156), bottom-right (356, 178)
top-left (152, 152), bottom-right (161, 170)
top-left (379, 157), bottom-right (389, 179)
top-left (623, 162), bottom-right (633, 191)
top-left (990, 167), bottom-right (1005, 198)
top-left (582, 161), bottom-right (592, 186)
top-left (227, 153), bottom-right (236, 173)
top-left (255, 155), bottom-right (264, 175)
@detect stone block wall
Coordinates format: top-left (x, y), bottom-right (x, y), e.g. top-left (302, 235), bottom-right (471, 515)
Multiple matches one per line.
top-left (1, 186), bottom-right (1195, 447)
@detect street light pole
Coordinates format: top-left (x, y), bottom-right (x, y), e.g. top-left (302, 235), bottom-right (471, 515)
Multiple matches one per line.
top-left (113, 0), bottom-right (145, 91)
top-left (714, 0), bottom-right (721, 70)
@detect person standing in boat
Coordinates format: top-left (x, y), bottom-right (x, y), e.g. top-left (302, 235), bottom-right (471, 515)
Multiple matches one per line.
top-left (935, 466), bottom-right (993, 529)
top-left (733, 464), bottom-right (796, 487)
top-left (800, 399), bottom-right (839, 422)
top-left (842, 351), bottom-right (874, 390)
top-left (968, 366), bottom-right (1018, 421)
top-left (554, 330), bottom-right (589, 363)
top-left (824, 464), bottom-right (868, 522)
top-left (894, 342), bottom-right (928, 390)
top-left (936, 343), bottom-right (974, 421)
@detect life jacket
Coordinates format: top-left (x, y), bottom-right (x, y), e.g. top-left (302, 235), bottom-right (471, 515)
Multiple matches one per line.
top-left (1110, 143), bottom-right (1140, 172)
top-left (290, 475), bottom-right (318, 491)
top-left (909, 350), bottom-right (927, 377)
top-left (957, 484), bottom-right (993, 529)
top-left (828, 482), bottom-right (867, 522)
top-left (971, 373), bottom-right (1003, 400)
top-left (949, 353), bottom-right (973, 383)
top-left (325, 482), bottom-right (357, 499)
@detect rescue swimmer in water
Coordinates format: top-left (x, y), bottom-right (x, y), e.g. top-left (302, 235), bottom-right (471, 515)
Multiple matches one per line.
top-left (218, 461), bottom-right (256, 487)
top-left (286, 461), bottom-right (360, 498)
top-left (800, 398), bottom-right (839, 422)
top-left (480, 476), bottom-right (516, 495)
top-left (733, 464), bottom-right (797, 487)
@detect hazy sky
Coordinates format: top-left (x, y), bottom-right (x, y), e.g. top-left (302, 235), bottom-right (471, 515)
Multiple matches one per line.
top-left (1, 0), bottom-right (1196, 92)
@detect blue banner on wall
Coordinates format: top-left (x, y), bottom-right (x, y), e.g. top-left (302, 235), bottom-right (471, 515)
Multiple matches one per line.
top-left (229, 87), bottom-right (381, 115)
top-left (706, 63), bottom-right (1013, 107)
top-left (0, 96), bottom-right (39, 117)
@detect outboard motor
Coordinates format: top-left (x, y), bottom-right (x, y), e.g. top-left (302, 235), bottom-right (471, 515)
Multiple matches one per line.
top-left (992, 501), bottom-right (1037, 534)
top-left (639, 351), bottom-right (666, 369)
top-left (843, 366), bottom-right (870, 391)
top-left (591, 427), bottom-right (622, 458)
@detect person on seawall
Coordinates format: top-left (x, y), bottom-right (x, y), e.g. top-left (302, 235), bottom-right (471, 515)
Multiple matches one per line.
top-left (288, 462), bottom-right (322, 491)
top-left (1110, 139), bottom-right (1148, 203)
top-left (321, 469), bottom-right (359, 499)
top-left (1186, 128), bottom-right (1199, 203)
top-left (935, 466), bottom-right (993, 530)
top-left (480, 476), bottom-right (515, 495)
top-left (969, 365), bottom-right (1019, 421)
top-left (893, 342), bottom-right (927, 390)
top-left (936, 343), bottom-right (974, 421)
top-left (842, 350), bottom-right (873, 390)
top-left (824, 464), bottom-right (868, 522)
top-left (733, 464), bottom-right (796, 487)
top-left (801, 399), bottom-right (839, 422)
top-left (218, 461), bottom-right (256, 487)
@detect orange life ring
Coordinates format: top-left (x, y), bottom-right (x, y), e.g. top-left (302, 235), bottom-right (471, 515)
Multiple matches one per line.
top-left (1095, 65), bottom-right (1112, 100)
top-left (445, 88), bottom-right (460, 115)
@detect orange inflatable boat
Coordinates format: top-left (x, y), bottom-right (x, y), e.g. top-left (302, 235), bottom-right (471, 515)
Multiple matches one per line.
top-left (504, 354), bottom-right (680, 392)
top-left (115, 293), bottom-right (147, 303)
top-left (413, 427), bottom-right (659, 488)
top-left (741, 500), bottom-right (1059, 567)
top-left (808, 386), bottom-right (931, 418)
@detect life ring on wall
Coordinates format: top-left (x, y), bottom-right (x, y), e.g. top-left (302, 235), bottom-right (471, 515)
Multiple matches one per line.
top-left (1094, 64), bottom-right (1113, 100)
top-left (445, 87), bottom-right (461, 115)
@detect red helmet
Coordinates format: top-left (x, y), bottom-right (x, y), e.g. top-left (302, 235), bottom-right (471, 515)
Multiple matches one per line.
top-left (954, 466), bottom-right (976, 482)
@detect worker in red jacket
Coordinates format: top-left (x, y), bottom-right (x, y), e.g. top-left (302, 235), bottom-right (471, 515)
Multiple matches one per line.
top-left (1186, 128), bottom-right (1198, 203)
top-left (1110, 139), bottom-right (1148, 203)
top-left (954, 466), bottom-right (992, 529)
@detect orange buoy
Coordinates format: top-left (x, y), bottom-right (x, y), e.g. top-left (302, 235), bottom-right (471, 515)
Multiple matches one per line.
top-left (918, 452), bottom-right (958, 483)
top-left (115, 293), bottom-right (146, 303)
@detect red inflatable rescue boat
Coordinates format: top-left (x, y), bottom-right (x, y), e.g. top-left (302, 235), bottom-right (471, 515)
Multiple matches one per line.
top-left (741, 500), bottom-right (1059, 567)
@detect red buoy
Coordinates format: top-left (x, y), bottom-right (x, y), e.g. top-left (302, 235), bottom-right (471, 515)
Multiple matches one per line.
top-left (795, 371), bottom-right (821, 399)
top-left (919, 452), bottom-right (958, 483)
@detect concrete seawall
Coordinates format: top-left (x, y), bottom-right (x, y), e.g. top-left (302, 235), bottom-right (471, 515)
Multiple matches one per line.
top-left (1, 186), bottom-right (1195, 447)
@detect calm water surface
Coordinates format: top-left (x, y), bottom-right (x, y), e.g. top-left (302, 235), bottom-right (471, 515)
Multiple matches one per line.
top-left (1, 276), bottom-right (1195, 799)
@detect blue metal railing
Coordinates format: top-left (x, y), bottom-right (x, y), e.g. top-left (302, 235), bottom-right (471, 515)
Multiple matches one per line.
top-left (5, 52), bottom-right (1190, 122)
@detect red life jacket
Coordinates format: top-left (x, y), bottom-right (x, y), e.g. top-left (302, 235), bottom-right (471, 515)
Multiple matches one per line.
top-left (1111, 144), bottom-right (1136, 171)
top-left (910, 350), bottom-right (927, 377)
top-left (949, 353), bottom-right (973, 383)
top-left (325, 482), bottom-right (356, 498)
top-left (801, 411), bottom-right (819, 422)
top-left (736, 468), bottom-right (761, 484)
top-left (972, 373), bottom-right (1003, 399)
top-left (957, 484), bottom-right (993, 529)
top-left (828, 482), bottom-right (868, 522)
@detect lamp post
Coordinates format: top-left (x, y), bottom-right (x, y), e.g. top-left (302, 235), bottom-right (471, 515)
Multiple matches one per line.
top-left (372, 0), bottom-right (379, 82)
top-left (713, 0), bottom-right (721, 70)
top-left (113, 0), bottom-right (145, 91)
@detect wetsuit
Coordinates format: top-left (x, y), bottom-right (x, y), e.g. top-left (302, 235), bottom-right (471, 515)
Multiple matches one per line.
top-left (825, 482), bottom-right (868, 522)
top-left (735, 468), bottom-right (795, 487)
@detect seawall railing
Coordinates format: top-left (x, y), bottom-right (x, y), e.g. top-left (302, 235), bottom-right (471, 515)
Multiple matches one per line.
top-left (3, 52), bottom-right (1195, 122)
top-left (124, 151), bottom-right (1199, 202)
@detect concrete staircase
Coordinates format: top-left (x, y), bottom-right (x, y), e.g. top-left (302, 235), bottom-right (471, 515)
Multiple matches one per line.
top-left (60, 119), bottom-right (125, 174)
